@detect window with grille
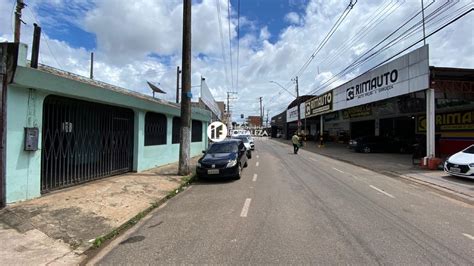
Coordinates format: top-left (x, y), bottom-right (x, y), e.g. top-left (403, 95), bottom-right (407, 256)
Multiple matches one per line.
top-left (192, 120), bottom-right (202, 142)
top-left (145, 112), bottom-right (167, 146)
top-left (172, 117), bottom-right (180, 144)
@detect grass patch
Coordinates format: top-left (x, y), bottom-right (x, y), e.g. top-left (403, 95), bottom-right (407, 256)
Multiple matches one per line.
top-left (92, 172), bottom-right (197, 249)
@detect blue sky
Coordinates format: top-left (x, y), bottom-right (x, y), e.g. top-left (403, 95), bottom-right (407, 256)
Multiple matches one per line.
top-left (0, 0), bottom-right (472, 121)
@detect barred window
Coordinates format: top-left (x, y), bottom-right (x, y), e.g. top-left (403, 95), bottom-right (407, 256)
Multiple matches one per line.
top-left (191, 120), bottom-right (202, 142)
top-left (172, 117), bottom-right (181, 144)
top-left (144, 112), bottom-right (167, 146)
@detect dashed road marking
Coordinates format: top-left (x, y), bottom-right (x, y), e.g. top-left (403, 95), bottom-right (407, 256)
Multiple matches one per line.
top-left (240, 198), bottom-right (252, 217)
top-left (256, 162), bottom-right (259, 167)
top-left (462, 233), bottom-right (474, 241)
top-left (256, 155), bottom-right (259, 159)
top-left (332, 167), bottom-right (345, 174)
top-left (369, 185), bottom-right (395, 198)
top-left (361, 168), bottom-right (371, 172)
top-left (253, 174), bottom-right (258, 182)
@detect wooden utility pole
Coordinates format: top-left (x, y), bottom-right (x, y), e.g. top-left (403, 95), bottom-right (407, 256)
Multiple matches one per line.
top-left (14, 0), bottom-right (25, 43)
top-left (176, 66), bottom-right (181, 103)
top-left (178, 0), bottom-right (192, 175)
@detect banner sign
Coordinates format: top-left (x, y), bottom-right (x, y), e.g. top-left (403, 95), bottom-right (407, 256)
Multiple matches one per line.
top-left (200, 80), bottom-right (222, 119)
top-left (417, 110), bottom-right (474, 132)
top-left (286, 103), bottom-right (305, 122)
top-left (305, 91), bottom-right (333, 117)
top-left (342, 104), bottom-right (372, 119)
top-left (333, 45), bottom-right (429, 111)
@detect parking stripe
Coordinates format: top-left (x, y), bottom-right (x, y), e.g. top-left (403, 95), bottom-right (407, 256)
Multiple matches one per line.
top-left (240, 198), bottom-right (252, 217)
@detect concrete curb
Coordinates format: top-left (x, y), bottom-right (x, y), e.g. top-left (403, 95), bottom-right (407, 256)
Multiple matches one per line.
top-left (270, 138), bottom-right (474, 206)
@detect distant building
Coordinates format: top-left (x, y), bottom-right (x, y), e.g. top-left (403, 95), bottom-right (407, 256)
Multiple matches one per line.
top-left (247, 116), bottom-right (262, 127)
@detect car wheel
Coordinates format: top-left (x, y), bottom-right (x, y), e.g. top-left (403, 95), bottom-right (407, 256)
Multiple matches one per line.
top-left (244, 160), bottom-right (248, 168)
top-left (235, 164), bottom-right (242, 180)
top-left (247, 151), bottom-right (252, 159)
top-left (363, 146), bottom-right (371, 153)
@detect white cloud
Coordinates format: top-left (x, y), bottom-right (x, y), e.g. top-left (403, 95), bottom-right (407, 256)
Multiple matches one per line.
top-left (0, 0), bottom-right (473, 122)
top-left (285, 12), bottom-right (300, 24)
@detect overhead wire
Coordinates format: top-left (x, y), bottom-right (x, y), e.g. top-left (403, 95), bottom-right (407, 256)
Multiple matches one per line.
top-left (215, 0), bottom-right (230, 90)
top-left (227, 0), bottom-right (234, 92)
top-left (320, 0), bottom-right (403, 70)
top-left (236, 0), bottom-right (240, 94)
top-left (308, 0), bottom-right (468, 96)
top-left (26, 5), bottom-right (64, 70)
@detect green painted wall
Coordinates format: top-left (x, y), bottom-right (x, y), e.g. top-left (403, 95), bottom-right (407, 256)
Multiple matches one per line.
top-left (6, 65), bottom-right (211, 203)
top-left (6, 86), bottom-right (46, 203)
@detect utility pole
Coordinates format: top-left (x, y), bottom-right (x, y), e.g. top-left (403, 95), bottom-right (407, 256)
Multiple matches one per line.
top-left (259, 97), bottom-right (263, 128)
top-left (14, 0), bottom-right (26, 43)
top-left (293, 76), bottom-right (301, 132)
top-left (176, 66), bottom-right (181, 103)
top-left (266, 110), bottom-right (269, 128)
top-left (421, 0), bottom-right (426, 45)
top-left (178, 0), bottom-right (192, 176)
top-left (90, 52), bottom-right (94, 79)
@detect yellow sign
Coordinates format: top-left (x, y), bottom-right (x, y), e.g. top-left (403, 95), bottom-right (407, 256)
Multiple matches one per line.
top-left (417, 111), bottom-right (474, 132)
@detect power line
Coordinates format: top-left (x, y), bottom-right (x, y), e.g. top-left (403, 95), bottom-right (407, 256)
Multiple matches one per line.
top-left (308, 2), bottom-right (472, 96)
top-left (227, 0), bottom-right (234, 92)
top-left (215, 0), bottom-right (230, 90)
top-left (291, 0), bottom-right (357, 79)
top-left (236, 0), bottom-right (240, 93)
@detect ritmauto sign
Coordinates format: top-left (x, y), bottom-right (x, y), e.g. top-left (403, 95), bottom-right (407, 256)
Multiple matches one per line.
top-left (333, 45), bottom-right (429, 111)
top-left (305, 91), bottom-right (332, 117)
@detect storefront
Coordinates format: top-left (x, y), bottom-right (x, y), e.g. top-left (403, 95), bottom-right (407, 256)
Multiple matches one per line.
top-left (306, 45), bottom-right (474, 157)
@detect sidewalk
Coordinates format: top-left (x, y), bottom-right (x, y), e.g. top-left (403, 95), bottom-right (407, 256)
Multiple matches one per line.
top-left (0, 158), bottom-right (198, 265)
top-left (272, 138), bottom-right (474, 203)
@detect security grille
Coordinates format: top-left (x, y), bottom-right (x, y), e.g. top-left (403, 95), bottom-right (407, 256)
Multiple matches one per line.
top-left (41, 95), bottom-right (134, 193)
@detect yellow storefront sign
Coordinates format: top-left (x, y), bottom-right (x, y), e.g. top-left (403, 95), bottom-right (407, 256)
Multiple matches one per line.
top-left (417, 111), bottom-right (474, 132)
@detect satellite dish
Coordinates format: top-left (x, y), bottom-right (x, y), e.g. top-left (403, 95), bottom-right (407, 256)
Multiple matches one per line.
top-left (147, 81), bottom-right (166, 98)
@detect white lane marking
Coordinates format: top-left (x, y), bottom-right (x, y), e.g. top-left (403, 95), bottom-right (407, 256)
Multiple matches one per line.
top-left (256, 161), bottom-right (259, 167)
top-left (240, 198), bottom-right (252, 217)
top-left (369, 185), bottom-right (395, 199)
top-left (332, 167), bottom-right (345, 174)
top-left (252, 174), bottom-right (258, 182)
top-left (256, 155), bottom-right (259, 159)
top-left (462, 233), bottom-right (474, 241)
top-left (361, 168), bottom-right (371, 172)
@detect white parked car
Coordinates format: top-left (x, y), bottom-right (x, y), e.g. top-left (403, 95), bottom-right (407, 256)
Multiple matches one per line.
top-left (444, 145), bottom-right (474, 179)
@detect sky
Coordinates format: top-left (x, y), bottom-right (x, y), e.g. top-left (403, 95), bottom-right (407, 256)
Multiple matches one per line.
top-left (0, 0), bottom-right (473, 123)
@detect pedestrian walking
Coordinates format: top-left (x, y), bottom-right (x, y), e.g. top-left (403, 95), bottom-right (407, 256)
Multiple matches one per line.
top-left (292, 132), bottom-right (300, 154)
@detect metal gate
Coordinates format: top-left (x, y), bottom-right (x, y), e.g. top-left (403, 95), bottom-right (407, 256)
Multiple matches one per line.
top-left (41, 95), bottom-right (134, 193)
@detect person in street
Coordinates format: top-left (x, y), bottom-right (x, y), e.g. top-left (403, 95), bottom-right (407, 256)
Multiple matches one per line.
top-left (292, 132), bottom-right (300, 154)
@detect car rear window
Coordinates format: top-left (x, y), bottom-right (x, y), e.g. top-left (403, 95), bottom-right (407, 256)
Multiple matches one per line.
top-left (462, 145), bottom-right (474, 154)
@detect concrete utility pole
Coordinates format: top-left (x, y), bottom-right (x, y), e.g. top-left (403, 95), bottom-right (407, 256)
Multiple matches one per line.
top-left (176, 66), bottom-right (181, 103)
top-left (293, 76), bottom-right (301, 132)
top-left (259, 97), bottom-right (263, 127)
top-left (266, 110), bottom-right (268, 128)
top-left (178, 0), bottom-right (192, 176)
top-left (90, 52), bottom-right (94, 79)
top-left (14, 0), bottom-right (26, 43)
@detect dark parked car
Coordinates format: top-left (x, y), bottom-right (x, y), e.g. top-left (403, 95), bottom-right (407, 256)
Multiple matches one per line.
top-left (349, 136), bottom-right (400, 153)
top-left (196, 139), bottom-right (248, 179)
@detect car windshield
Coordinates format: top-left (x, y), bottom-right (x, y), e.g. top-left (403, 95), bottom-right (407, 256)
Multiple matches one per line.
top-left (233, 136), bottom-right (249, 143)
top-left (462, 145), bottom-right (474, 154)
top-left (207, 142), bottom-right (238, 153)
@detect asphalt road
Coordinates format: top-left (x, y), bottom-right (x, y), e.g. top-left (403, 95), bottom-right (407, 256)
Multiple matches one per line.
top-left (96, 138), bottom-right (474, 265)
